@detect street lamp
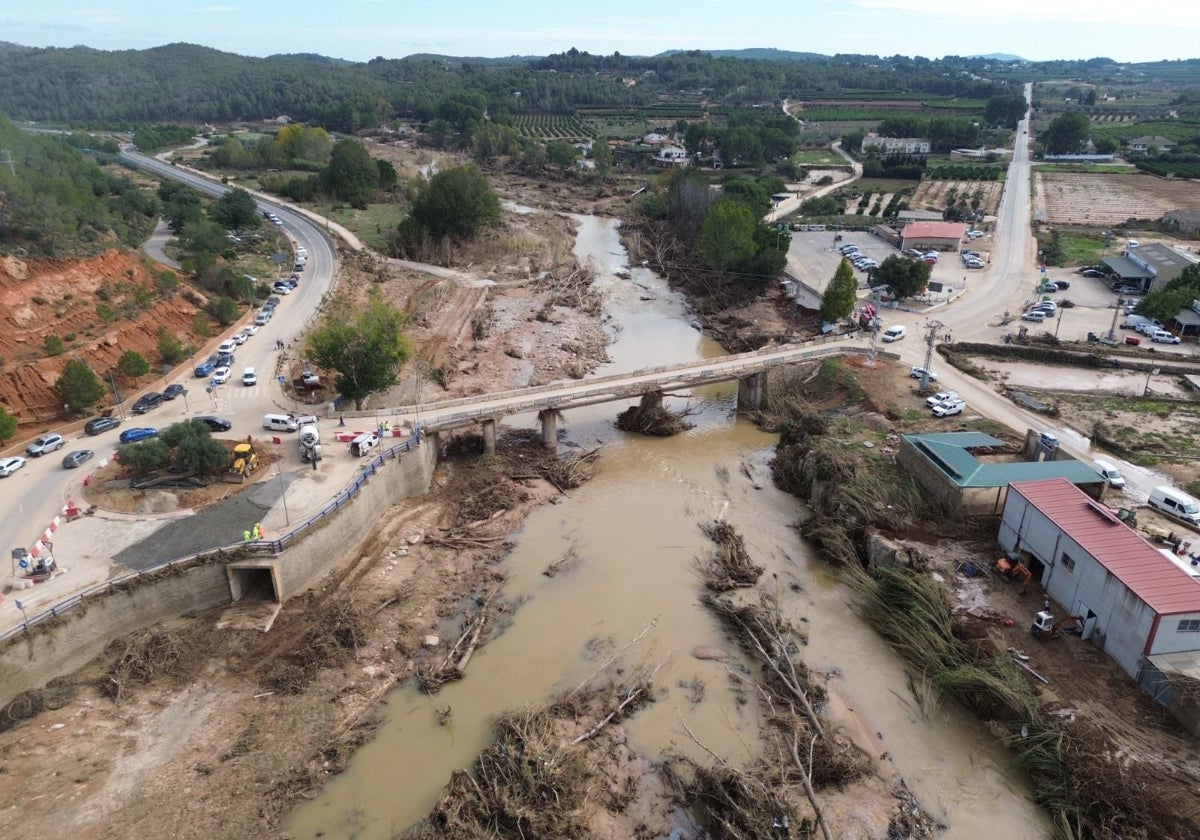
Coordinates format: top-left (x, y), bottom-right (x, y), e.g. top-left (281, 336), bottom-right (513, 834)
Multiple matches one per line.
top-left (276, 466), bottom-right (291, 526)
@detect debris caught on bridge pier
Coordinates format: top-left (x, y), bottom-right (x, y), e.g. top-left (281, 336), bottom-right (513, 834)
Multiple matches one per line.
top-left (616, 391), bottom-right (693, 436)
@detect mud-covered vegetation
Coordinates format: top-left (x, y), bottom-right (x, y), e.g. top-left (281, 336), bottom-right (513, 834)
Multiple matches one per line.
top-left (765, 356), bottom-right (1194, 840)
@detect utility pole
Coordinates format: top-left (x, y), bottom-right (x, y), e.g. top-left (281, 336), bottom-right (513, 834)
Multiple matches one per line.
top-left (1107, 297), bottom-right (1122, 342)
top-left (919, 319), bottom-right (950, 392)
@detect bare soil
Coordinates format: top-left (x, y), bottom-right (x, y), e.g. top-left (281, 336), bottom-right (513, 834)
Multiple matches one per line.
top-left (0, 251), bottom-right (208, 433)
top-left (1034, 171), bottom-right (1200, 227)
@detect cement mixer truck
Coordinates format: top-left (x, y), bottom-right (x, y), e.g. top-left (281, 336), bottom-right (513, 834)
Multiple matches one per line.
top-left (299, 422), bottom-right (322, 466)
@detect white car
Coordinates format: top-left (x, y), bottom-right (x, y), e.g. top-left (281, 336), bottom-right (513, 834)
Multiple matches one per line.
top-left (1151, 330), bottom-right (1181, 345)
top-left (925, 390), bottom-right (959, 408)
top-left (210, 366), bottom-right (231, 385)
top-left (967, 230), bottom-right (985, 239)
top-left (232, 332), bottom-right (248, 345)
top-left (272, 284), bottom-right (293, 295)
top-left (244, 324), bottom-right (260, 335)
top-left (0, 456), bottom-right (26, 477)
top-left (300, 371), bottom-right (320, 387)
top-left (910, 365), bottom-right (938, 382)
top-left (242, 367), bottom-right (258, 386)
top-left (932, 399), bottom-right (966, 417)
top-left (217, 339), bottom-right (237, 354)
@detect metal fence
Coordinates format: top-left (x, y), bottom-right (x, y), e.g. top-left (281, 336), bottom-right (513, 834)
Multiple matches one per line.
top-left (1, 431), bottom-right (422, 642)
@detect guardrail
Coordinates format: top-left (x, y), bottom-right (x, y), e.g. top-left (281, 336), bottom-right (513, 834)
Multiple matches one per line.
top-left (1, 431), bottom-right (422, 642)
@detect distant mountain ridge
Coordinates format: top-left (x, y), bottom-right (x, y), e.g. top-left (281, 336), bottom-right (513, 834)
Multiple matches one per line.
top-left (656, 48), bottom-right (827, 62)
top-left (970, 52), bottom-right (1026, 62)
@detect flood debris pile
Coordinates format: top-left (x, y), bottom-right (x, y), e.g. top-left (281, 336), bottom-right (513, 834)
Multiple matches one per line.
top-left (406, 679), bottom-right (660, 840)
top-left (100, 628), bottom-right (195, 703)
top-left (417, 585), bottom-right (502, 692)
top-left (261, 597), bottom-right (367, 695)
top-left (676, 523), bottom-right (882, 840)
top-left (616, 390), bottom-right (693, 436)
top-left (697, 521), bottom-right (765, 591)
top-left (533, 260), bottom-right (602, 316)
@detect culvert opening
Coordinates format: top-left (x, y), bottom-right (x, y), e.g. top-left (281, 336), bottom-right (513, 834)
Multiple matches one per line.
top-left (228, 566), bottom-right (279, 604)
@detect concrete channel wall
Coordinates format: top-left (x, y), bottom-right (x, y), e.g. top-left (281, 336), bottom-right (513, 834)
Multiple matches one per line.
top-left (0, 437), bottom-right (439, 708)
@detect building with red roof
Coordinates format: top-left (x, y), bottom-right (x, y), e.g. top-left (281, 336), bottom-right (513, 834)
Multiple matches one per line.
top-left (1000, 479), bottom-right (1200, 729)
top-left (900, 221), bottom-right (967, 253)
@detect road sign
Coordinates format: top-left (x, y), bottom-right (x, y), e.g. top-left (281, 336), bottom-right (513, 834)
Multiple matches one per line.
top-left (277, 375), bottom-right (286, 384)
top-left (18, 559), bottom-right (27, 569)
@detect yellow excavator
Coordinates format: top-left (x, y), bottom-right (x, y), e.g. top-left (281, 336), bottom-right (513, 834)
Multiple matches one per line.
top-left (229, 437), bottom-right (259, 482)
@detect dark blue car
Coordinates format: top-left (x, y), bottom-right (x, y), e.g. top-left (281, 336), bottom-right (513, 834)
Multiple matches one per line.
top-left (194, 361), bottom-right (216, 377)
top-left (119, 427), bottom-right (158, 443)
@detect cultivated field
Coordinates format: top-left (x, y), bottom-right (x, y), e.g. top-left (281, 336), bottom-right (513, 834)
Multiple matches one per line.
top-left (910, 179), bottom-right (1004, 216)
top-left (1034, 171), bottom-right (1200, 226)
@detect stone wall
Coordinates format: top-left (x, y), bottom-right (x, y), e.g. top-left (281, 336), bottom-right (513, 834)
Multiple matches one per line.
top-left (0, 438), bottom-right (439, 708)
top-left (896, 436), bottom-right (963, 515)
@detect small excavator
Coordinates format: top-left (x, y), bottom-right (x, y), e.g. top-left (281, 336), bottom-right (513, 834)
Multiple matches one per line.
top-left (995, 555), bottom-right (1033, 594)
top-left (228, 438), bottom-right (259, 483)
top-left (1032, 611), bottom-right (1085, 641)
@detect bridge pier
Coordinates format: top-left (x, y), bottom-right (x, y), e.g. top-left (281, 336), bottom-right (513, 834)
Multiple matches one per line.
top-left (481, 418), bottom-right (496, 455)
top-left (737, 372), bottom-right (766, 411)
top-left (538, 410), bottom-right (558, 451)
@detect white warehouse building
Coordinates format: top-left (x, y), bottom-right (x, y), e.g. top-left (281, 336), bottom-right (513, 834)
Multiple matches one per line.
top-left (999, 479), bottom-right (1200, 732)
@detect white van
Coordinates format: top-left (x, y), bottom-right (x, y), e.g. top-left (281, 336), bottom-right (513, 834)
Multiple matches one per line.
top-left (1148, 486), bottom-right (1200, 528)
top-left (295, 247), bottom-right (307, 259)
top-left (263, 413), bottom-right (299, 432)
top-left (242, 367), bottom-right (257, 386)
top-left (350, 432), bottom-right (379, 457)
top-left (882, 325), bottom-right (906, 342)
top-left (1091, 459), bottom-right (1126, 489)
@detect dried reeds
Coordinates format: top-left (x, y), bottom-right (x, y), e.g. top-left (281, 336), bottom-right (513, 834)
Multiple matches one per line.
top-left (697, 522), bottom-right (764, 592)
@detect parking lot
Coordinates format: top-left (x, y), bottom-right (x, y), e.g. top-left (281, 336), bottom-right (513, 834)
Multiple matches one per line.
top-left (784, 229), bottom-right (993, 303)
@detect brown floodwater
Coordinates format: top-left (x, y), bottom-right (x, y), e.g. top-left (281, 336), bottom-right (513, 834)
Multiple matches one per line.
top-left (285, 217), bottom-right (1050, 839)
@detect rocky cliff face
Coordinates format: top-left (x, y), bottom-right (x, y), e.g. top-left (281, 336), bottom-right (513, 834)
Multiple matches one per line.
top-left (0, 250), bottom-right (207, 428)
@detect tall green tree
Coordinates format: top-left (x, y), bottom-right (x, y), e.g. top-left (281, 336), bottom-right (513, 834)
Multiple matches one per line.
top-left (117, 350), bottom-right (151, 381)
top-left (1043, 110), bottom-right (1092, 155)
top-left (160, 421), bottom-right (229, 474)
top-left (53, 358), bottom-right (106, 416)
top-left (157, 329), bottom-right (188, 365)
top-left (0, 406), bottom-right (17, 444)
top-left (211, 187), bottom-right (261, 230)
top-left (874, 255), bottom-right (931, 299)
top-left (699, 202), bottom-right (757, 275)
top-left (591, 137), bottom-right (614, 179)
top-left (821, 259), bottom-right (859, 323)
top-left (406, 165), bottom-right (500, 241)
top-left (320, 138), bottom-right (379, 207)
top-left (306, 299), bottom-right (411, 410)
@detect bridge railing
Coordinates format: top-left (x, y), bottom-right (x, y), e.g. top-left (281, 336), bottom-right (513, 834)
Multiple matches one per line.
top-left (354, 331), bottom-right (858, 420)
top-left (1, 432), bottom-right (423, 642)
top-left (393, 334), bottom-right (864, 431)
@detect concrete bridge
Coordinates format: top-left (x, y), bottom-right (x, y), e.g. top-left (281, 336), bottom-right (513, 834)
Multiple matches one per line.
top-left (359, 332), bottom-right (880, 452)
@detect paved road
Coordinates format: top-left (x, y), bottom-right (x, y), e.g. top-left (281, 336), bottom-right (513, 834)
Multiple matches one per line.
top-left (0, 152), bottom-right (347, 625)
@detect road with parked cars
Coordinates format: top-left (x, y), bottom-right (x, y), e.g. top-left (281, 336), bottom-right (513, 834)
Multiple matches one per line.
top-left (0, 152), bottom-right (339, 596)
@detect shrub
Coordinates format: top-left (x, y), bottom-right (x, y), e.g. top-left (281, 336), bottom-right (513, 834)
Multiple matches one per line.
top-left (43, 335), bottom-right (65, 356)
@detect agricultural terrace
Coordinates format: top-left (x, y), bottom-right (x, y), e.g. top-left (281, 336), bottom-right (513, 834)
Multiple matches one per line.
top-left (509, 101), bottom-right (711, 141)
top-left (1033, 171), bottom-right (1200, 227)
top-left (910, 179), bottom-right (1005, 217)
top-left (791, 96), bottom-right (988, 122)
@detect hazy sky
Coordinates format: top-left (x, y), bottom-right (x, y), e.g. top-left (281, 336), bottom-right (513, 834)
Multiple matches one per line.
top-left (4, 0), bottom-right (1198, 64)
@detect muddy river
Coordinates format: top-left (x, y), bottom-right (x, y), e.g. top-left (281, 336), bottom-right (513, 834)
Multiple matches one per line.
top-left (287, 217), bottom-right (1050, 839)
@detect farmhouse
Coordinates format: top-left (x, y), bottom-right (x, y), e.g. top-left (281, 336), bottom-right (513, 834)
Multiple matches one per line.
top-left (651, 145), bottom-right (689, 168)
top-left (896, 431), bottom-right (1104, 516)
top-left (1102, 242), bottom-right (1197, 293)
top-left (900, 221), bottom-right (966, 252)
top-left (1127, 135), bottom-right (1178, 154)
top-left (998, 478), bottom-right (1200, 733)
top-left (861, 133), bottom-right (931, 155)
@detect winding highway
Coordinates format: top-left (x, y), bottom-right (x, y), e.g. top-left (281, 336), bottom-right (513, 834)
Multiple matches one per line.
top-left (1, 151), bottom-right (341, 613)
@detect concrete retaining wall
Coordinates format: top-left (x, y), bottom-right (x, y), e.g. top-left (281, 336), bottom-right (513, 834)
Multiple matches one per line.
top-left (0, 564), bottom-right (230, 705)
top-left (0, 438), bottom-right (439, 708)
